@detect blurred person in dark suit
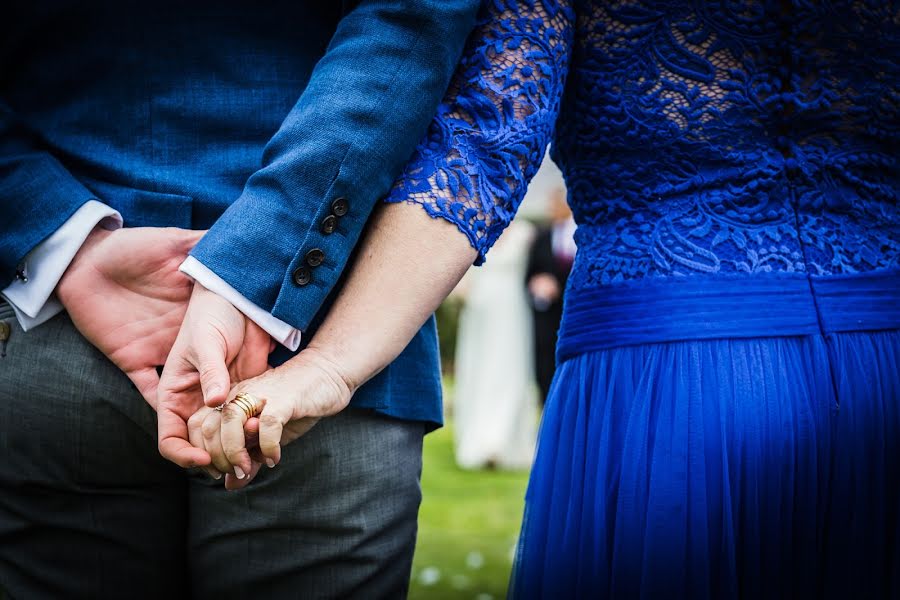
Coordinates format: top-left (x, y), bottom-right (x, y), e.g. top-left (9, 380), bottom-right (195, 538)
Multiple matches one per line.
top-left (526, 187), bottom-right (575, 405)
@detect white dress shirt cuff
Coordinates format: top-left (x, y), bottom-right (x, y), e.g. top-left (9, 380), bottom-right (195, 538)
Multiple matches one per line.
top-left (1, 200), bottom-right (123, 331)
top-left (179, 256), bottom-right (302, 351)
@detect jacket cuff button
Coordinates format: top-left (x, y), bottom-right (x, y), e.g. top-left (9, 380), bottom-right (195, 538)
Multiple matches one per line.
top-left (331, 197), bottom-right (349, 217)
top-left (292, 266), bottom-right (312, 286)
top-left (321, 214), bottom-right (338, 234)
top-left (305, 248), bottom-right (325, 267)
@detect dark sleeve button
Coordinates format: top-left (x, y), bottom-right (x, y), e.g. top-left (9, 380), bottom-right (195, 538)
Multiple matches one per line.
top-left (321, 214), bottom-right (338, 234)
top-left (305, 248), bottom-right (325, 267)
top-left (292, 266), bottom-right (312, 286)
top-left (331, 197), bottom-right (349, 217)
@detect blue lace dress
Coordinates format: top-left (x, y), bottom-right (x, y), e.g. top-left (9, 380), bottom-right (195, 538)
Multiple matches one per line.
top-left (385, 1), bottom-right (900, 597)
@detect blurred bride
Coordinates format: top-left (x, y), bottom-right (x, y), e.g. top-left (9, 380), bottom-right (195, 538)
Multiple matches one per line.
top-left (452, 219), bottom-right (537, 470)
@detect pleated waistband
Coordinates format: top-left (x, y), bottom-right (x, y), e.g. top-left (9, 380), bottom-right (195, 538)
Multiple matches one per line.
top-left (557, 270), bottom-right (900, 362)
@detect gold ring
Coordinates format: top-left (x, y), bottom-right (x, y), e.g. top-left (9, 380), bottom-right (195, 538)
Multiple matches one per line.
top-left (231, 392), bottom-right (264, 419)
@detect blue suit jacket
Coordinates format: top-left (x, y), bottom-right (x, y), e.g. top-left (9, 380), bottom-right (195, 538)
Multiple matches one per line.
top-left (0, 0), bottom-right (480, 427)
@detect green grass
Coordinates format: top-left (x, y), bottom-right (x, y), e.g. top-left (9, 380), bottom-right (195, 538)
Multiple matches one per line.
top-left (409, 421), bottom-right (530, 599)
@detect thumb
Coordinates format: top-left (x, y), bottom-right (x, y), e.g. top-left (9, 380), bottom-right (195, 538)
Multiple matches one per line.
top-left (195, 344), bottom-right (231, 408)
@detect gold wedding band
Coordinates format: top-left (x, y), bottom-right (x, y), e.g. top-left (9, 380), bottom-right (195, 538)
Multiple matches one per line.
top-left (231, 392), bottom-right (264, 419)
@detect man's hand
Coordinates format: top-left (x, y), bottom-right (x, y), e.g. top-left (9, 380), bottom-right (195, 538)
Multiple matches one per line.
top-left (57, 226), bottom-right (205, 407)
top-left (157, 283), bottom-right (273, 475)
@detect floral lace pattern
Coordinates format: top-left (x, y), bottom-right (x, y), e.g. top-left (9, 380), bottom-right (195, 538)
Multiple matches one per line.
top-left (385, 0), bottom-right (899, 285)
top-left (385, 0), bottom-right (575, 265)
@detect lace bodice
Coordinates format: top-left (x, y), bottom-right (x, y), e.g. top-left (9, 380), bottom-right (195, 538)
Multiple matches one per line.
top-left (385, 0), bottom-right (899, 290)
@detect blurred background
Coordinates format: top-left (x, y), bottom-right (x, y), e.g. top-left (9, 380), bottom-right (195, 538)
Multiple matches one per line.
top-left (408, 154), bottom-right (571, 599)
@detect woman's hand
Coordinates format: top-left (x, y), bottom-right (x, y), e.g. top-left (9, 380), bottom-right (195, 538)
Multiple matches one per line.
top-left (187, 346), bottom-right (355, 489)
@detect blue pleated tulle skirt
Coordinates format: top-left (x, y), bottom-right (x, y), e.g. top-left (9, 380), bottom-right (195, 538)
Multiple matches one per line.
top-left (510, 273), bottom-right (900, 599)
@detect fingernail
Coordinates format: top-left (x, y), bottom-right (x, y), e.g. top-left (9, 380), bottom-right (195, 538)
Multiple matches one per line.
top-left (207, 385), bottom-right (222, 399)
top-left (234, 465), bottom-right (246, 479)
top-left (213, 472), bottom-right (223, 480)
top-left (266, 458), bottom-right (275, 468)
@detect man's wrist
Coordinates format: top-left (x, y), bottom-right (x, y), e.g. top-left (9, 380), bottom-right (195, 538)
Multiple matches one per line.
top-left (179, 256), bottom-right (302, 351)
top-left (2, 200), bottom-right (121, 331)
top-left (56, 225), bottom-right (114, 305)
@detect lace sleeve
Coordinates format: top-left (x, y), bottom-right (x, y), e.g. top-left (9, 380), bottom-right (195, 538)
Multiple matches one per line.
top-left (383, 0), bottom-right (574, 265)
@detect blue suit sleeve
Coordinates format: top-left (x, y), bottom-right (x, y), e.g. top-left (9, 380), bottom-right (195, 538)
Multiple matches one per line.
top-left (0, 101), bottom-right (99, 286)
top-left (190, 0), bottom-right (480, 331)
top-left (384, 0), bottom-right (576, 265)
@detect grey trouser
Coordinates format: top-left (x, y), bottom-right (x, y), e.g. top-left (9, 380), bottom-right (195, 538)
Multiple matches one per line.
top-left (0, 302), bottom-right (425, 600)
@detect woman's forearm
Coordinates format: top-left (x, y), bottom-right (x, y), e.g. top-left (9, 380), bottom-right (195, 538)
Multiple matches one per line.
top-left (305, 202), bottom-right (478, 390)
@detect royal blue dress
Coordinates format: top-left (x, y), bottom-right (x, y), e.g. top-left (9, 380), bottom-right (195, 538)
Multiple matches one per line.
top-left (386, 1), bottom-right (900, 597)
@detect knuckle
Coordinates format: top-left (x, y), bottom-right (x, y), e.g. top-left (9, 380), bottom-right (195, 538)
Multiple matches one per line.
top-left (187, 411), bottom-right (206, 429)
top-left (259, 413), bottom-right (283, 428)
top-left (201, 417), bottom-right (219, 438)
top-left (198, 358), bottom-right (222, 373)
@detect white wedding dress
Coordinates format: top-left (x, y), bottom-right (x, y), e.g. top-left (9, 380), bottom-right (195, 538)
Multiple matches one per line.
top-left (453, 220), bottom-right (538, 470)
